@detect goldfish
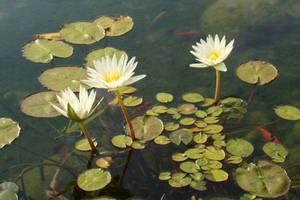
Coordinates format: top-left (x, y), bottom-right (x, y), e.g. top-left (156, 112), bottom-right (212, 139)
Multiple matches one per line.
top-left (131, 101), bottom-right (152, 115)
top-left (34, 32), bottom-right (62, 40)
top-left (151, 11), bottom-right (167, 25)
top-left (255, 126), bottom-right (281, 143)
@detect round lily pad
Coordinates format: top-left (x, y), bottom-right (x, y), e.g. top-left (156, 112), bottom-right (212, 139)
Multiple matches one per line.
top-left (172, 153), bottom-right (188, 162)
top-left (156, 92), bottom-right (173, 103)
top-left (168, 173), bottom-right (192, 188)
top-left (159, 172), bottom-right (171, 181)
top-left (193, 133), bottom-right (208, 144)
top-left (227, 155), bottom-right (243, 164)
top-left (166, 107), bottom-right (178, 115)
top-left (152, 105), bottom-right (168, 114)
top-left (60, 22), bottom-right (105, 44)
top-left (235, 160), bottom-right (290, 198)
top-left (154, 135), bottom-right (171, 145)
top-left (205, 169), bottom-right (228, 182)
top-left (274, 105), bottom-right (300, 120)
top-left (0, 118), bottom-right (21, 149)
top-left (169, 129), bottom-right (193, 145)
top-left (184, 148), bottom-right (204, 159)
top-left (226, 138), bottom-right (254, 157)
top-left (85, 47), bottom-right (127, 69)
top-left (195, 110), bottom-right (207, 118)
top-left (0, 190), bottom-right (18, 200)
top-left (179, 118), bottom-right (195, 126)
top-left (164, 122), bottom-right (179, 131)
top-left (125, 116), bottom-right (164, 141)
top-left (236, 61), bottom-right (278, 85)
top-left (104, 16), bottom-right (134, 36)
top-left (208, 160), bottom-right (223, 169)
top-left (203, 124), bottom-right (223, 134)
top-left (182, 93), bottom-right (204, 103)
top-left (204, 116), bottom-right (219, 124)
top-left (195, 120), bottom-right (207, 128)
top-left (204, 146), bottom-right (225, 160)
top-left (93, 16), bottom-right (115, 29)
top-left (123, 96), bottom-right (143, 107)
top-left (206, 106), bottom-right (223, 117)
top-left (118, 86), bottom-right (137, 95)
top-left (177, 104), bottom-right (198, 115)
top-left (23, 39), bottom-right (73, 63)
top-left (111, 135), bottom-right (132, 148)
top-left (20, 91), bottom-right (61, 118)
top-left (190, 180), bottom-right (207, 191)
top-left (39, 66), bottom-right (89, 92)
top-left (77, 169), bottom-right (111, 191)
top-left (263, 142), bottom-right (288, 163)
top-left (131, 140), bottom-right (146, 149)
top-left (180, 161), bottom-right (200, 173)
top-left (200, 98), bottom-right (214, 107)
top-left (75, 138), bottom-right (97, 151)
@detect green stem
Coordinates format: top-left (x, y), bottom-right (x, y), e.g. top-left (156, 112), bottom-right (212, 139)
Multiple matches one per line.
top-left (115, 89), bottom-right (136, 140)
top-left (79, 121), bottom-right (98, 154)
top-left (214, 70), bottom-right (220, 105)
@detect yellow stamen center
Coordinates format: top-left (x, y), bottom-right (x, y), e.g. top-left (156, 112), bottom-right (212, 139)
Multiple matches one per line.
top-left (208, 52), bottom-right (220, 61)
top-left (103, 70), bottom-right (120, 83)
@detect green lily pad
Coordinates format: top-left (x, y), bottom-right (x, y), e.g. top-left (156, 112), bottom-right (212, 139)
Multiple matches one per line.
top-left (168, 173), bottom-right (192, 188)
top-left (125, 116), bottom-right (164, 141)
top-left (195, 110), bottom-right (208, 118)
top-left (203, 124), bottom-right (223, 134)
top-left (205, 169), bottom-right (228, 182)
top-left (213, 140), bottom-right (226, 148)
top-left (75, 138), bottom-right (97, 151)
top-left (85, 47), bottom-right (127, 69)
top-left (118, 86), bottom-right (136, 95)
top-left (193, 133), bottom-right (208, 144)
top-left (180, 161), bottom-right (200, 173)
top-left (204, 116), bottom-right (219, 124)
top-left (236, 61), bottom-right (278, 85)
top-left (105, 16), bottom-right (134, 36)
top-left (200, 98), bottom-right (214, 107)
top-left (227, 156), bottom-right (243, 164)
top-left (152, 105), bottom-right (168, 114)
top-left (172, 113), bottom-right (181, 119)
top-left (164, 122), bottom-right (179, 131)
top-left (154, 135), bottom-right (171, 145)
top-left (218, 97), bottom-right (247, 119)
top-left (145, 109), bottom-right (159, 116)
top-left (23, 39), bottom-right (73, 63)
top-left (166, 107), bottom-right (178, 115)
top-left (156, 92), bottom-right (173, 103)
top-left (169, 129), bottom-right (193, 145)
top-left (93, 16), bottom-right (115, 29)
top-left (20, 91), bottom-right (61, 118)
top-left (190, 172), bottom-right (204, 181)
top-left (196, 158), bottom-right (208, 166)
top-left (131, 140), bottom-right (146, 149)
top-left (172, 153), bottom-right (188, 162)
top-left (39, 66), bottom-right (89, 92)
top-left (190, 180), bottom-right (207, 191)
top-left (0, 118), bottom-right (21, 149)
top-left (179, 118), bottom-right (195, 126)
top-left (235, 160), bottom-right (290, 198)
top-left (208, 160), bottom-right (223, 169)
top-left (60, 22), bottom-right (105, 44)
top-left (274, 105), bottom-right (300, 120)
top-left (177, 104), bottom-right (198, 115)
top-left (194, 120), bottom-right (207, 128)
top-left (77, 169), bottom-right (111, 191)
top-left (206, 106), bottom-right (223, 117)
top-left (263, 142), bottom-right (288, 163)
top-left (204, 146), bottom-right (225, 160)
top-left (184, 148), bottom-right (204, 159)
top-left (111, 135), bottom-right (132, 148)
top-left (226, 138), bottom-right (254, 157)
top-left (0, 190), bottom-right (18, 200)
top-left (123, 96), bottom-right (143, 107)
top-left (159, 172), bottom-right (171, 181)
top-left (182, 93), bottom-right (204, 103)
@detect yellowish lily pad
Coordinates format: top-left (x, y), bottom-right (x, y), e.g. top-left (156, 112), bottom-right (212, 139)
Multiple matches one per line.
top-left (0, 118), bottom-right (21, 149)
top-left (182, 93), bottom-right (204, 103)
top-left (104, 16), bottom-right (134, 37)
top-left (123, 96), bottom-right (143, 107)
top-left (193, 133), bottom-right (208, 144)
top-left (204, 146), bottom-right (225, 160)
top-left (77, 169), bottom-right (111, 191)
top-left (204, 116), bottom-right (219, 124)
top-left (274, 105), bottom-right (300, 120)
top-left (154, 135), bottom-right (171, 145)
top-left (152, 105), bottom-right (168, 114)
top-left (184, 148), bottom-right (204, 159)
top-left (168, 173), bottom-right (192, 188)
top-left (75, 138), bottom-right (97, 151)
top-left (111, 135), bottom-right (132, 148)
top-left (262, 142), bottom-right (288, 163)
top-left (205, 169), bottom-right (228, 182)
top-left (156, 92), bottom-right (173, 103)
top-left (159, 172), bottom-right (171, 181)
top-left (203, 124), bottom-right (223, 134)
top-left (172, 153), bottom-right (188, 162)
top-left (195, 110), bottom-right (208, 118)
top-left (177, 104), bottom-right (198, 115)
top-left (226, 138), bottom-right (254, 157)
top-left (164, 122), bottom-right (180, 131)
top-left (179, 118), bottom-right (195, 126)
top-left (180, 161), bottom-right (200, 173)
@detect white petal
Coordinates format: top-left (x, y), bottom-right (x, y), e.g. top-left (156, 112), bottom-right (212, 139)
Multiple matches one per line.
top-left (189, 63), bottom-right (209, 68)
top-left (214, 62), bottom-right (227, 72)
top-left (123, 74), bottom-right (146, 86)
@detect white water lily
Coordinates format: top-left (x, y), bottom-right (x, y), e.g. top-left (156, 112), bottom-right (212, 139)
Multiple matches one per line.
top-left (82, 54), bottom-right (146, 90)
top-left (190, 34), bottom-right (234, 72)
top-left (50, 85), bottom-right (100, 121)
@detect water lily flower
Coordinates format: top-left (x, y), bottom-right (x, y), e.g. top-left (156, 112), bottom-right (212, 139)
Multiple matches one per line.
top-left (189, 34), bottom-right (234, 72)
top-left (50, 85), bottom-right (101, 121)
top-left (82, 54), bottom-right (146, 90)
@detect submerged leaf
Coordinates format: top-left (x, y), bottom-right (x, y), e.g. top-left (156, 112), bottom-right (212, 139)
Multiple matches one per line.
top-left (169, 129), bottom-right (193, 145)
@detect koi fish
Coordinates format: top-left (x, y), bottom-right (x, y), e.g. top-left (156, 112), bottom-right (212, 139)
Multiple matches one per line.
top-left (131, 101), bottom-right (152, 115)
top-left (255, 126), bottom-right (281, 143)
top-left (151, 11), bottom-right (167, 25)
top-left (173, 31), bottom-right (201, 37)
top-left (34, 32), bottom-right (62, 40)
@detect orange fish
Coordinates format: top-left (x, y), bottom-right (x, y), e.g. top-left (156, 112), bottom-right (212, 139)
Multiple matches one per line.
top-left (34, 32), bottom-right (62, 40)
top-left (255, 126), bottom-right (280, 143)
top-left (151, 11), bottom-right (167, 25)
top-left (131, 101), bottom-right (152, 115)
top-left (173, 31), bottom-right (201, 37)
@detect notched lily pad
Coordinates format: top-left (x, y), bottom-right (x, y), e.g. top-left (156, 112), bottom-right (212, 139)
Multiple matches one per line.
top-left (77, 169), bottom-right (111, 191)
top-left (152, 105), bottom-right (168, 114)
top-left (39, 66), bottom-right (89, 92)
top-left (195, 110), bottom-right (207, 118)
top-left (0, 118), bottom-right (21, 149)
top-left (103, 16), bottom-right (134, 36)
top-left (274, 105), bottom-right (300, 120)
top-left (123, 96), bottom-right (143, 107)
top-left (154, 135), bottom-right (171, 145)
top-left (204, 146), bottom-right (225, 160)
top-left (60, 22), bottom-right (105, 44)
top-left (111, 135), bottom-right (132, 148)
top-left (236, 61), bottom-right (278, 85)
top-left (227, 156), bottom-right (243, 164)
top-left (193, 133), bottom-right (208, 144)
top-left (20, 91), bottom-right (61, 118)
top-left (263, 142), bottom-right (288, 163)
top-left (131, 140), bottom-right (146, 149)
top-left (169, 129), bottom-right (193, 145)
top-left (203, 124), bottom-right (223, 134)
top-left (23, 39), bottom-right (73, 63)
top-left (172, 153), bottom-right (188, 162)
top-left (159, 172), bottom-right (171, 181)
top-left (93, 16), bottom-right (115, 29)
top-left (164, 122), bottom-right (179, 131)
top-left (168, 173), bottom-right (191, 188)
top-left (177, 104), bottom-right (198, 115)
top-left (75, 138), bottom-right (97, 151)
top-left (179, 118), bottom-right (195, 126)
top-left (184, 148), bottom-right (204, 159)
top-left (156, 92), bottom-right (173, 103)
top-left (206, 106), bottom-right (223, 117)
top-left (182, 93), bottom-right (204, 103)
top-left (226, 138), bottom-right (254, 157)
top-left (205, 169), bottom-right (228, 182)
top-left (180, 161), bottom-right (200, 173)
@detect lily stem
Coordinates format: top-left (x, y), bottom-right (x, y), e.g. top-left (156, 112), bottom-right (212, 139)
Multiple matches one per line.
top-left (79, 121), bottom-right (98, 155)
top-left (214, 70), bottom-right (220, 105)
top-left (115, 89), bottom-right (136, 140)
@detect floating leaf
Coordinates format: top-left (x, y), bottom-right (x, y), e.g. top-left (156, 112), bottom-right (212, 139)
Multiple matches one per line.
top-left (263, 142), bottom-right (288, 163)
top-left (177, 104), bottom-right (198, 115)
top-left (193, 133), bottom-right (208, 144)
top-left (169, 129), bottom-right (193, 145)
top-left (0, 190), bottom-right (18, 200)
top-left (75, 138), bottom-right (97, 151)
top-left (180, 161), bottom-right (200, 173)
top-left (182, 93), bottom-right (204, 103)
top-left (96, 157), bottom-right (113, 169)
top-left (164, 122), bottom-right (179, 131)
top-left (205, 169), bottom-right (228, 182)
top-left (131, 140), bottom-right (146, 149)
top-left (196, 158), bottom-right (208, 166)
top-left (194, 120), bottom-right (207, 128)
top-left (190, 172), bottom-right (204, 181)
top-left (152, 105), bottom-right (168, 114)
top-left (213, 140), bottom-right (226, 148)
top-left (227, 156), bottom-right (243, 164)
top-left (204, 116), bottom-right (219, 124)
top-left (20, 91), bottom-right (60, 118)
top-left (236, 61), bottom-right (278, 85)
top-left (104, 16), bottom-right (134, 36)
top-left (111, 135), bottom-right (132, 148)
top-left (179, 118), bottom-right (195, 126)
top-left (184, 148), bottom-right (204, 159)
top-left (226, 138), bottom-right (254, 157)
top-left (118, 86), bottom-right (137, 95)
top-left (203, 124), bottom-right (223, 134)
top-left (0, 118), bottom-right (21, 149)
top-left (172, 153), bottom-right (188, 162)
top-left (39, 66), bottom-right (89, 92)
top-left (235, 160), bottom-right (290, 198)
top-left (206, 106), bottom-right (223, 117)
top-left (156, 92), bottom-right (173, 103)
top-left (145, 109), bottom-right (159, 116)
top-left (200, 98), bottom-right (214, 107)
top-left (159, 172), bottom-right (171, 181)
top-left (77, 169), bottom-right (111, 191)
top-left (93, 16), bottom-right (115, 29)
top-left (60, 22), bottom-right (105, 44)
top-left (208, 160), bottom-right (223, 169)
top-left (23, 39), bottom-right (73, 63)
top-left (154, 135), bottom-right (171, 145)
top-left (123, 96), bottom-right (143, 107)
top-left (204, 146), bottom-right (225, 160)
top-left (274, 105), bottom-right (300, 120)
top-left (85, 47), bottom-right (127, 69)
top-left (190, 180), bottom-right (207, 191)
top-left (195, 110), bottom-right (207, 118)
top-left (168, 173), bottom-right (191, 188)
top-left (125, 116), bottom-right (163, 141)
top-left (166, 107), bottom-right (178, 115)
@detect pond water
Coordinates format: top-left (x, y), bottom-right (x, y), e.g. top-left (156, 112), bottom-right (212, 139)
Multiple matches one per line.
top-left (0, 0), bottom-right (300, 199)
